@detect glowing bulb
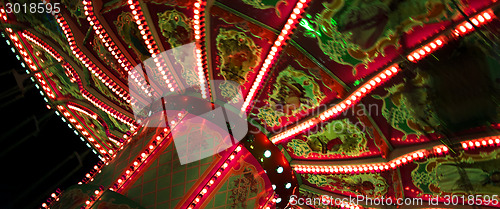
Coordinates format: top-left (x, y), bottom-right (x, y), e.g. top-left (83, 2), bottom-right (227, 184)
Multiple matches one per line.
top-left (462, 143), bottom-right (468, 149)
top-left (459, 26), bottom-right (466, 33)
top-left (264, 150), bottom-right (271, 158)
top-left (483, 12), bottom-right (491, 20)
top-left (478, 15), bottom-right (485, 22)
top-left (471, 18), bottom-right (479, 25)
top-left (413, 52), bottom-right (420, 60)
top-left (465, 22), bottom-right (472, 29)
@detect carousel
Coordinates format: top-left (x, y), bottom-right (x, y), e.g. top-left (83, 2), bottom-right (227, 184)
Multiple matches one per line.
top-left (2, 0), bottom-right (500, 208)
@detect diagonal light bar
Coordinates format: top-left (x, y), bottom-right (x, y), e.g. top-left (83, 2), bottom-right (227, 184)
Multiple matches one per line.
top-left (52, 12), bottom-right (131, 103)
top-left (21, 32), bottom-right (62, 62)
top-left (57, 105), bottom-right (113, 158)
top-left (82, 112), bottom-right (187, 208)
top-left (271, 64), bottom-right (401, 144)
top-left (82, 0), bottom-right (150, 96)
top-left (186, 145), bottom-right (243, 209)
top-left (127, 0), bottom-right (177, 93)
top-left (82, 0), bottom-right (154, 107)
top-left (242, 0), bottom-right (310, 112)
top-left (271, 8), bottom-right (496, 145)
top-left (408, 10), bottom-right (494, 62)
top-left (193, 0), bottom-right (210, 99)
top-left (67, 102), bottom-right (125, 147)
top-left (0, 5), bottom-right (7, 21)
top-left (294, 135), bottom-right (500, 174)
top-left (40, 188), bottom-right (62, 209)
top-left (83, 0), bottom-right (133, 73)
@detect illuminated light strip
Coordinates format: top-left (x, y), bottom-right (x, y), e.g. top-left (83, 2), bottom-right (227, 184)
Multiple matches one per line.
top-left (74, 147), bottom-right (124, 209)
top-left (272, 7), bottom-right (498, 144)
top-left (22, 32), bottom-right (62, 62)
top-left (79, 164), bottom-right (105, 184)
top-left (57, 105), bottom-right (112, 158)
top-left (35, 72), bottom-right (56, 99)
top-left (83, 185), bottom-right (105, 208)
top-left (126, 0), bottom-right (177, 93)
top-left (0, 6), bottom-right (7, 21)
top-left (67, 102), bottom-right (124, 150)
top-left (62, 63), bottom-right (137, 128)
top-left (79, 128), bottom-right (134, 186)
top-left (193, 0), bottom-right (209, 99)
top-left (39, 189), bottom-right (62, 209)
top-left (294, 148), bottom-right (429, 175)
top-left (407, 36), bottom-right (445, 62)
top-left (318, 64), bottom-right (400, 122)
top-left (68, 103), bottom-right (98, 120)
top-left (113, 112), bottom-right (184, 192)
top-left (81, 90), bottom-right (135, 127)
top-left (120, 126), bottom-right (136, 145)
top-left (82, 0), bottom-right (133, 72)
top-left (294, 135), bottom-right (500, 174)
top-left (407, 10), bottom-right (495, 62)
top-left (461, 136), bottom-right (500, 150)
top-left (81, 0), bottom-right (150, 101)
top-left (52, 13), bottom-right (131, 103)
top-left (82, 0), bottom-right (145, 94)
top-left (452, 10), bottom-right (494, 37)
top-left (5, 28), bottom-right (56, 99)
top-left (242, 0), bottom-right (310, 112)
top-left (271, 64), bottom-right (401, 144)
top-left (46, 160), bottom-right (106, 209)
top-left (186, 145), bottom-right (243, 209)
top-left (107, 135), bottom-right (123, 148)
top-left (82, 117), bottom-right (180, 209)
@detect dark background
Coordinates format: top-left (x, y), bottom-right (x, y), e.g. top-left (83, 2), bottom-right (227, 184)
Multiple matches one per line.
top-left (0, 35), bottom-right (99, 209)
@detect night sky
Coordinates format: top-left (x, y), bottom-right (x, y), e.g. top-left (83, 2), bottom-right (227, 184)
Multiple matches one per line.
top-left (0, 35), bottom-right (100, 209)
